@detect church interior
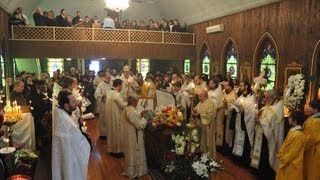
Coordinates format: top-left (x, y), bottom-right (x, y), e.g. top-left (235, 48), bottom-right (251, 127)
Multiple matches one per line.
top-left (0, 0), bottom-right (320, 179)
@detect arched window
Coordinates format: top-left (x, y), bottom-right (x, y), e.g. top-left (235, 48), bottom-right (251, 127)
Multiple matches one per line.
top-left (200, 44), bottom-right (211, 77)
top-left (260, 42), bottom-right (277, 90)
top-left (226, 46), bottom-right (238, 79)
top-left (184, 59), bottom-right (190, 74)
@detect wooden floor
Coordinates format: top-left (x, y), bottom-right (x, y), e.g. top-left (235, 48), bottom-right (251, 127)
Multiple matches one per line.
top-left (35, 117), bottom-right (258, 180)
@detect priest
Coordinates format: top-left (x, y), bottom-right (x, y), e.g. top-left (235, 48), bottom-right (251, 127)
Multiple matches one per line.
top-left (232, 80), bottom-right (256, 166)
top-left (122, 96), bottom-right (148, 178)
top-left (94, 72), bottom-right (112, 139)
top-left (105, 79), bottom-right (127, 156)
top-left (251, 90), bottom-right (284, 179)
top-left (52, 89), bottom-right (90, 180)
top-left (193, 90), bottom-right (216, 158)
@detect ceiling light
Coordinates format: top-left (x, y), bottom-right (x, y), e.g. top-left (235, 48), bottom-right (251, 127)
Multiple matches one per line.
top-left (105, 0), bottom-right (129, 12)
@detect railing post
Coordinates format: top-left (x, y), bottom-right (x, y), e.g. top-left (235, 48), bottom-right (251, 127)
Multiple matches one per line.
top-left (53, 27), bottom-right (55, 40)
top-left (162, 31), bottom-right (164, 43)
top-left (92, 28), bottom-right (95, 41)
top-left (128, 30), bottom-right (131, 42)
top-left (193, 33), bottom-right (195, 44)
top-left (11, 26), bottom-right (14, 39)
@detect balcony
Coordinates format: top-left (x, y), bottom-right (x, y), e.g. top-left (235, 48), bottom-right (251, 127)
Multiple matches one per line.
top-left (11, 26), bottom-right (195, 45)
top-left (10, 26), bottom-right (195, 59)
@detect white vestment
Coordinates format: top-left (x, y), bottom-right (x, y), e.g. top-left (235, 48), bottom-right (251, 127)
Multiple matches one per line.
top-left (94, 81), bottom-right (112, 136)
top-left (232, 94), bottom-right (256, 156)
top-left (123, 106), bottom-right (148, 178)
top-left (251, 100), bottom-right (284, 171)
top-left (208, 85), bottom-right (223, 146)
top-left (105, 89), bottom-right (128, 153)
top-left (175, 90), bottom-right (191, 119)
top-left (52, 107), bottom-right (90, 180)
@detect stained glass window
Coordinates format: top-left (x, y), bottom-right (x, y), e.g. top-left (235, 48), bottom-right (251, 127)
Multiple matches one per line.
top-left (184, 59), bottom-right (190, 74)
top-left (201, 47), bottom-right (211, 77)
top-left (48, 58), bottom-right (64, 77)
top-left (136, 59), bottom-right (149, 78)
top-left (226, 47), bottom-right (238, 79)
top-left (260, 43), bottom-right (276, 90)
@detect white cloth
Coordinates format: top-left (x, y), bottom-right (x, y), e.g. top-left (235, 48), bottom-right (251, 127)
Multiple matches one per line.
top-left (9, 113), bottom-right (36, 150)
top-left (52, 107), bottom-right (90, 180)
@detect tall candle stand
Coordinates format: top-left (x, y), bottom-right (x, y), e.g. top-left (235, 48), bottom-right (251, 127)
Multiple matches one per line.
top-left (0, 100), bottom-right (22, 154)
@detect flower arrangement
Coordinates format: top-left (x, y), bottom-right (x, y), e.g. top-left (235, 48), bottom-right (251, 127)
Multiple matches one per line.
top-left (164, 153), bottom-right (223, 180)
top-left (191, 153), bottom-right (224, 179)
top-left (284, 74), bottom-right (306, 111)
top-left (172, 132), bottom-right (188, 155)
top-left (152, 106), bottom-right (183, 128)
top-left (5, 148), bottom-right (39, 177)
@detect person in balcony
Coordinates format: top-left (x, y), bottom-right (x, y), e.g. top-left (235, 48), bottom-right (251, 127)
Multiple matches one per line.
top-left (44, 11), bottom-right (56, 26)
top-left (15, 7), bottom-right (29, 25)
top-left (72, 11), bottom-right (82, 26)
top-left (91, 16), bottom-right (102, 28)
top-left (10, 12), bottom-right (27, 26)
top-left (138, 20), bottom-right (147, 30)
top-left (33, 7), bottom-right (45, 26)
top-left (56, 9), bottom-right (70, 27)
top-left (114, 17), bottom-right (122, 29)
top-left (102, 15), bottom-right (115, 29)
top-left (172, 19), bottom-right (181, 32)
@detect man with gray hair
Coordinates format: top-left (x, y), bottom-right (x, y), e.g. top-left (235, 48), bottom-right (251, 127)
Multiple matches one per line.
top-left (10, 80), bottom-right (27, 105)
top-left (192, 90), bottom-right (216, 158)
top-left (251, 90), bottom-right (284, 179)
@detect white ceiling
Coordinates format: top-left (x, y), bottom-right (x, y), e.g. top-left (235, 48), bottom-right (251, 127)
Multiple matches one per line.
top-left (1, 0), bottom-right (280, 26)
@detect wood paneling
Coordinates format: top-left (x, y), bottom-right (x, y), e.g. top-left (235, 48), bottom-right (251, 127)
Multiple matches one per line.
top-left (10, 40), bottom-right (195, 60)
top-left (0, 7), bottom-right (12, 78)
top-left (191, 0), bottom-right (320, 91)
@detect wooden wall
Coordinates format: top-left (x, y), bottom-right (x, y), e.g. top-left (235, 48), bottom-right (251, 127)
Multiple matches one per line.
top-left (0, 7), bottom-right (11, 79)
top-left (10, 41), bottom-right (195, 61)
top-left (191, 0), bottom-right (320, 91)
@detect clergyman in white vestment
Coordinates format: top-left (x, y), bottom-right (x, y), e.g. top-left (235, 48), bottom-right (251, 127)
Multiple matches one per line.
top-left (52, 89), bottom-right (90, 180)
top-left (122, 96), bottom-right (148, 178)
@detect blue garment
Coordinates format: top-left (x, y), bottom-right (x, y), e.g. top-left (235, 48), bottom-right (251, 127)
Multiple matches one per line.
top-left (103, 17), bottom-right (115, 29)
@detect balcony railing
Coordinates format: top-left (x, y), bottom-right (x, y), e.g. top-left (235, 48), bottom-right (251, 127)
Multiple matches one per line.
top-left (11, 26), bottom-right (195, 45)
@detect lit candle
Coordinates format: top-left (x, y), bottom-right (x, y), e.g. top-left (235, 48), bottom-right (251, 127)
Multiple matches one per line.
top-left (81, 121), bottom-right (87, 132)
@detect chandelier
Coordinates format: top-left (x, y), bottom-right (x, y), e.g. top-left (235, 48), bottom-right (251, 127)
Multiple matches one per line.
top-left (105, 0), bottom-right (129, 12)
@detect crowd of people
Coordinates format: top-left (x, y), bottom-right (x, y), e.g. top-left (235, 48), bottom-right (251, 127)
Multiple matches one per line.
top-left (6, 65), bottom-right (320, 180)
top-left (10, 6), bottom-right (189, 32)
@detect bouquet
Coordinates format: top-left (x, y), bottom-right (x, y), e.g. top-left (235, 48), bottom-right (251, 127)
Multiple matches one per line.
top-left (164, 153), bottom-right (223, 180)
top-left (172, 132), bottom-right (188, 155)
top-left (284, 74), bottom-right (306, 111)
top-left (191, 153), bottom-right (224, 179)
top-left (152, 106), bottom-right (183, 128)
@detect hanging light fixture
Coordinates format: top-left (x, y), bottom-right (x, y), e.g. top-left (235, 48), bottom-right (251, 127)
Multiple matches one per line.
top-left (105, 0), bottom-right (129, 12)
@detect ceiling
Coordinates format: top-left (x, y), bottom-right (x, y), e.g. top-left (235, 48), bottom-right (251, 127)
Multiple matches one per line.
top-left (0, 0), bottom-right (280, 26)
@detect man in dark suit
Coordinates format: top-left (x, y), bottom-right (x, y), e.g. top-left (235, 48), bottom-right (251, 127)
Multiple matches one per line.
top-left (55, 9), bottom-right (70, 27)
top-left (10, 80), bottom-right (27, 105)
top-left (33, 7), bottom-right (45, 26)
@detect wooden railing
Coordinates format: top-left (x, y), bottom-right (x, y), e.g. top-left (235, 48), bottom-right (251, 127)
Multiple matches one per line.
top-left (11, 26), bottom-right (195, 45)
